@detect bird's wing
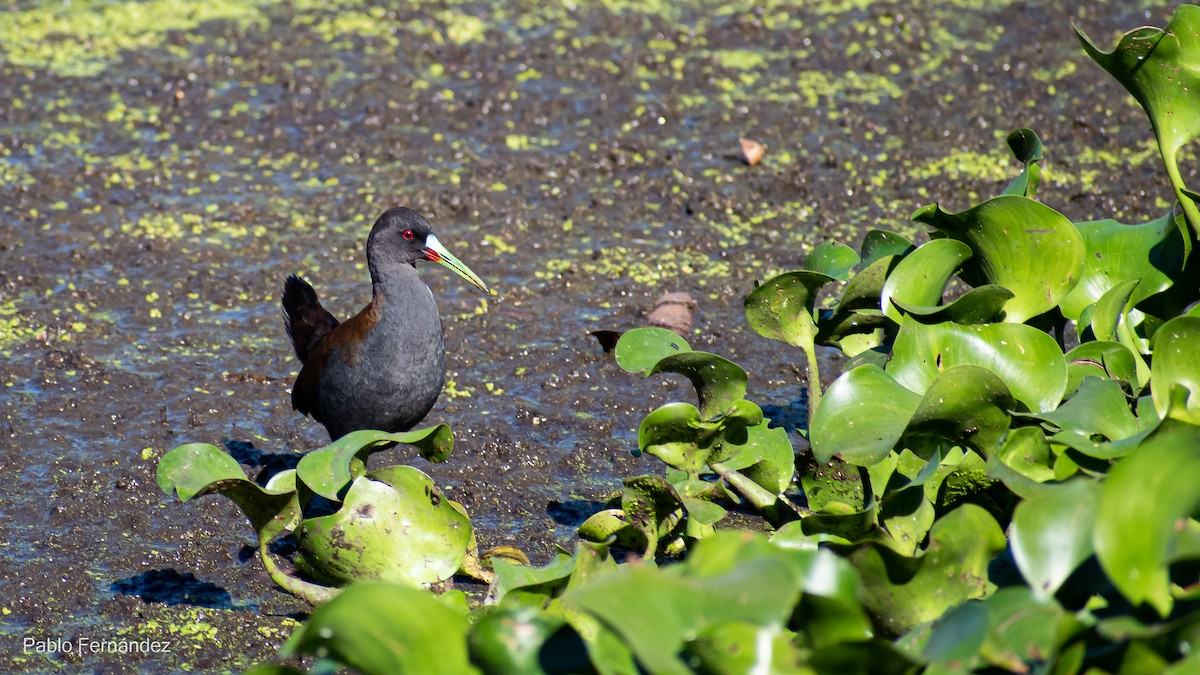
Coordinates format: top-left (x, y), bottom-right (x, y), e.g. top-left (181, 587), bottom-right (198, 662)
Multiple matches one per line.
top-left (281, 274), bottom-right (339, 364)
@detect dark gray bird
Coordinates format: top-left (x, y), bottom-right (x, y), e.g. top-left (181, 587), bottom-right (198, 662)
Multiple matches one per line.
top-left (282, 207), bottom-right (489, 440)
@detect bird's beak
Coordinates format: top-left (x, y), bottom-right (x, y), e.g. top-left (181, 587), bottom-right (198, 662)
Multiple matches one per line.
top-left (423, 234), bottom-right (492, 295)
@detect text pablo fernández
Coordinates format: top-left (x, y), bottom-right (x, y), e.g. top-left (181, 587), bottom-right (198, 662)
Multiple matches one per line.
top-left (24, 636), bottom-right (172, 655)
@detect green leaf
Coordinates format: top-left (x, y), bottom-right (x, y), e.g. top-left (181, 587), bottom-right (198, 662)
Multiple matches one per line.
top-left (902, 365), bottom-right (1015, 460)
top-left (1089, 277), bottom-right (1141, 342)
top-left (818, 255), bottom-right (896, 346)
top-left (563, 536), bottom-right (804, 675)
top-left (1009, 478), bottom-right (1100, 599)
top-left (1024, 376), bottom-right (1138, 442)
top-left (835, 254), bottom-right (897, 312)
top-left (614, 327), bottom-right (692, 375)
top-left (717, 422), bottom-right (795, 495)
top-left (1003, 128), bottom-right (1043, 198)
top-left (638, 402), bottom-right (707, 472)
top-left (888, 316), bottom-right (1067, 413)
top-left (280, 582), bottom-right (473, 674)
top-left (893, 285), bottom-right (1013, 326)
top-left (806, 240), bottom-right (861, 280)
top-left (157, 443), bottom-right (300, 543)
top-left (988, 426), bottom-right (1056, 496)
top-left (920, 601), bottom-right (988, 668)
top-left (860, 230), bottom-right (915, 268)
top-left (1059, 212), bottom-right (1182, 320)
top-left (489, 551), bottom-right (579, 605)
top-left (577, 509), bottom-right (648, 553)
top-left (880, 238), bottom-right (973, 324)
top-left (810, 365), bottom-right (922, 465)
top-left (680, 622), bottom-right (805, 673)
top-left (1095, 419), bottom-right (1200, 616)
top-left (1151, 316), bottom-right (1200, 418)
top-left (650, 351), bottom-right (748, 419)
top-left (295, 426), bottom-right (453, 501)
top-left (620, 475), bottom-right (685, 557)
top-left (468, 605), bottom-right (590, 675)
top-left (1077, 6), bottom-right (1200, 253)
top-left (1090, 278), bottom-right (1153, 388)
top-left (845, 504), bottom-right (1006, 635)
top-left (913, 195), bottom-right (1085, 323)
top-left (744, 270), bottom-right (834, 348)
top-left (294, 467), bottom-right (471, 587)
top-left (977, 587), bottom-right (1076, 672)
top-left (1065, 341), bottom-right (1138, 395)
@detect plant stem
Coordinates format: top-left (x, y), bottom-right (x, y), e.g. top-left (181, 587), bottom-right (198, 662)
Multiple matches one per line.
top-left (802, 342), bottom-right (823, 430)
top-left (710, 462), bottom-right (805, 518)
top-left (258, 541), bottom-right (340, 605)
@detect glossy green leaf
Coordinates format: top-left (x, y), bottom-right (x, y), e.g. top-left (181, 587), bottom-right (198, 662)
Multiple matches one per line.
top-left (818, 255), bottom-right (895, 345)
top-left (744, 270), bottom-right (833, 348)
top-left (157, 443), bottom-right (300, 543)
top-left (845, 504), bottom-right (1006, 635)
top-left (1024, 376), bottom-right (1138, 442)
top-left (902, 365), bottom-right (1015, 459)
top-left (637, 401), bottom-right (707, 472)
top-left (681, 497), bottom-right (726, 540)
top-left (295, 426), bottom-right (453, 501)
top-left (1089, 277), bottom-right (1140, 342)
top-left (717, 422), bottom-right (795, 495)
top-left (614, 327), bottom-right (692, 375)
top-left (1095, 419), bottom-right (1200, 616)
top-left (1009, 478), bottom-right (1100, 599)
top-left (810, 365), bottom-right (922, 465)
top-left (1151, 316), bottom-right (1200, 418)
top-left (489, 551), bottom-right (579, 605)
top-left (1077, 6), bottom-right (1200, 252)
top-left (1059, 212), bottom-right (1182, 320)
top-left (1002, 128), bottom-right (1043, 198)
top-left (889, 317), bottom-right (1067, 412)
top-left (650, 351), bottom-right (747, 418)
top-left (837, 255), bottom-right (898, 311)
top-left (860, 229), bottom-right (915, 268)
top-left (280, 582), bottom-right (473, 674)
top-left (988, 427), bottom-right (1056, 496)
top-left (806, 240), bottom-right (860, 280)
top-left (294, 467), bottom-right (471, 587)
top-left (913, 195), bottom-right (1085, 323)
top-left (892, 285), bottom-right (1013, 325)
top-left (577, 509), bottom-right (648, 552)
top-left (1065, 341), bottom-right (1138, 395)
top-left (879, 238), bottom-right (972, 324)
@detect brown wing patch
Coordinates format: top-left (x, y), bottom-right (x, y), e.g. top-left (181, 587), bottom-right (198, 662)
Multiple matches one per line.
top-left (288, 297), bottom-right (382, 417)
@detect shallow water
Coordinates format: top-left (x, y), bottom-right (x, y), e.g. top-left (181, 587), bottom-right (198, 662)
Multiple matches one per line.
top-left (0, 0), bottom-right (1181, 670)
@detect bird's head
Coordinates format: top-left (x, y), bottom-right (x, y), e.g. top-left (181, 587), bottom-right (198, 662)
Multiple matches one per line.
top-left (368, 207), bottom-right (491, 294)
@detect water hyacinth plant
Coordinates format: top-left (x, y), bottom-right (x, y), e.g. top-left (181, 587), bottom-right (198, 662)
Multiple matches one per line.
top-left (161, 6), bottom-right (1200, 673)
top-left (157, 426), bottom-right (492, 604)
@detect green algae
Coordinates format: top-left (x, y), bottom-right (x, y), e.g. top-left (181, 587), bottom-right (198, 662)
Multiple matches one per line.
top-left (0, 0), bottom-right (270, 77)
top-left (0, 299), bottom-right (46, 356)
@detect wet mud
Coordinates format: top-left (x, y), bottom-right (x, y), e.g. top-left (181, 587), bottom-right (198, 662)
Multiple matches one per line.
top-left (0, 0), bottom-right (1184, 670)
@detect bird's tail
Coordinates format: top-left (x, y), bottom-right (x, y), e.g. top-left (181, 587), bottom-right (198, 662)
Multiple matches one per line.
top-left (282, 274), bottom-right (339, 364)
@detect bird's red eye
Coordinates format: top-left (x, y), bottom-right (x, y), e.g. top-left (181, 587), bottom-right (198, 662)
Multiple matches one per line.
top-left (402, 229), bottom-right (414, 240)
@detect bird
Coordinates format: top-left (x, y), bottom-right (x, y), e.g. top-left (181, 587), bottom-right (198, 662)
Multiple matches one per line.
top-left (281, 207), bottom-right (490, 440)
